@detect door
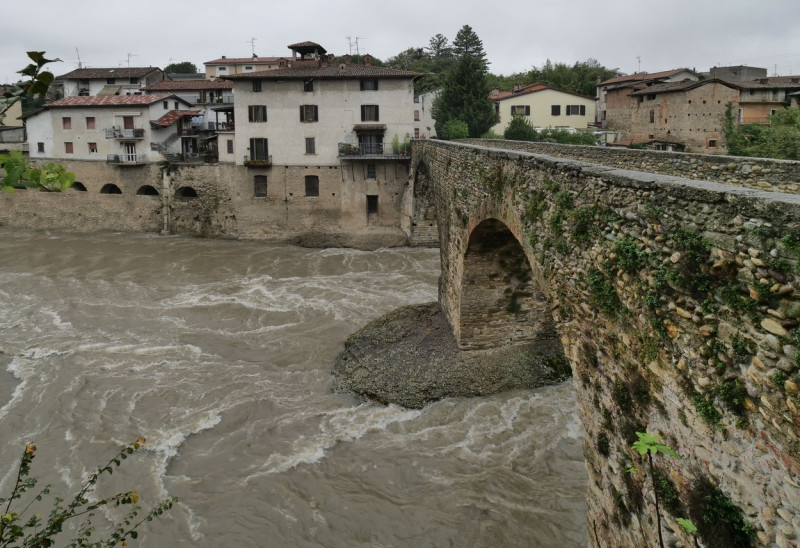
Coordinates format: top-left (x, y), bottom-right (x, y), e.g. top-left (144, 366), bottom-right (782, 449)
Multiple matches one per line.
top-left (125, 143), bottom-right (137, 163)
top-left (366, 195), bottom-right (378, 225)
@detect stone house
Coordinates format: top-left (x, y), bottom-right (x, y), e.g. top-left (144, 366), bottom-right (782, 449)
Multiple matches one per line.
top-left (24, 94), bottom-right (197, 165)
top-left (53, 67), bottom-right (165, 98)
top-left (221, 41), bottom-right (419, 230)
top-left (735, 76), bottom-right (800, 123)
top-left (489, 83), bottom-right (595, 135)
top-left (597, 68), bottom-right (700, 130)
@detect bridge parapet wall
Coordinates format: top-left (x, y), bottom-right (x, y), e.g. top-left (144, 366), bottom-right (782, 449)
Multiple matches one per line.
top-left (417, 139), bottom-right (800, 547)
top-left (465, 138), bottom-right (800, 195)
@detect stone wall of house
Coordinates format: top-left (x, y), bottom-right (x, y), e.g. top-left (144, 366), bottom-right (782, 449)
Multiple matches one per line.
top-left (466, 139), bottom-right (800, 194)
top-left (0, 159), bottom-right (410, 247)
top-left (416, 139), bottom-right (800, 547)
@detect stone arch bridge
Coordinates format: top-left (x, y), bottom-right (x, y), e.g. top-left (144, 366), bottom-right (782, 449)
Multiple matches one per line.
top-left (408, 139), bottom-right (800, 547)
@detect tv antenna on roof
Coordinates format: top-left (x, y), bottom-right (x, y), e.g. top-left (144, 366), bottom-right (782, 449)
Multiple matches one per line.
top-left (346, 36), bottom-right (366, 56)
top-left (247, 37), bottom-right (257, 56)
top-left (636, 56), bottom-right (641, 72)
top-left (74, 48), bottom-right (83, 69)
top-left (121, 52), bottom-right (137, 68)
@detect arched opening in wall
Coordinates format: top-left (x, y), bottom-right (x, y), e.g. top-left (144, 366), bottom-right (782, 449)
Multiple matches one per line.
top-left (71, 182), bottom-right (87, 191)
top-left (100, 184), bottom-right (122, 194)
top-left (410, 161), bottom-right (438, 247)
top-left (136, 185), bottom-right (159, 196)
top-left (175, 186), bottom-right (198, 198)
top-left (459, 218), bottom-right (552, 350)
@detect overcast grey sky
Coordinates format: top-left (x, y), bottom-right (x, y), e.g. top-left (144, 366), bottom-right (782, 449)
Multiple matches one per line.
top-left (3, 0), bottom-right (800, 84)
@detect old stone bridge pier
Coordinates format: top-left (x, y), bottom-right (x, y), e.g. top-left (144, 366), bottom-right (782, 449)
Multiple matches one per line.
top-left (407, 139), bottom-right (800, 547)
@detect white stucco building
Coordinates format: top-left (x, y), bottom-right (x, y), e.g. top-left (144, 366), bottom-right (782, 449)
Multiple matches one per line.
top-left (25, 94), bottom-right (196, 165)
top-left (490, 83), bottom-right (596, 134)
top-left (53, 67), bottom-right (165, 98)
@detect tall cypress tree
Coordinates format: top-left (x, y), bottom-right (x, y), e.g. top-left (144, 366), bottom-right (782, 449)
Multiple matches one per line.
top-left (432, 25), bottom-right (498, 139)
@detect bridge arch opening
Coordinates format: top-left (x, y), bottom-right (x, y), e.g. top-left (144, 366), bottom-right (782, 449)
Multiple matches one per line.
top-left (71, 182), bottom-right (87, 191)
top-left (136, 185), bottom-right (159, 196)
top-left (100, 184), bottom-right (122, 194)
top-left (410, 161), bottom-right (438, 247)
top-left (175, 186), bottom-right (198, 198)
top-left (459, 218), bottom-right (551, 350)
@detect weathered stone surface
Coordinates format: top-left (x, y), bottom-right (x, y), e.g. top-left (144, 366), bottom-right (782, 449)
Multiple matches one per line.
top-left (762, 318), bottom-right (789, 336)
top-left (331, 303), bottom-right (570, 409)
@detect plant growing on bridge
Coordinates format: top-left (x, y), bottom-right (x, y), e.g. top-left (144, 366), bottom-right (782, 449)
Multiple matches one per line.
top-left (0, 439), bottom-right (176, 547)
top-left (0, 151), bottom-right (75, 192)
top-left (632, 432), bottom-right (680, 548)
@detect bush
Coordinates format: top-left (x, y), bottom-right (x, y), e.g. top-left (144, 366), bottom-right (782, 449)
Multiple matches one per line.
top-left (442, 119), bottom-right (469, 140)
top-left (504, 115), bottom-right (538, 141)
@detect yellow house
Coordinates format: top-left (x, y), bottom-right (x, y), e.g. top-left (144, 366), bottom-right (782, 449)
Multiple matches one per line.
top-left (490, 83), bottom-right (596, 135)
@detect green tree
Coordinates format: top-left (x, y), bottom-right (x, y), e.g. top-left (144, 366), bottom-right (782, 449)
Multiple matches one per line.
top-left (724, 105), bottom-right (800, 160)
top-left (632, 432), bottom-right (680, 548)
top-left (163, 61), bottom-right (198, 74)
top-left (431, 25), bottom-right (498, 138)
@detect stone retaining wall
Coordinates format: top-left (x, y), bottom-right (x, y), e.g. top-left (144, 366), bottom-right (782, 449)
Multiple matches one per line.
top-left (417, 140), bottom-right (800, 547)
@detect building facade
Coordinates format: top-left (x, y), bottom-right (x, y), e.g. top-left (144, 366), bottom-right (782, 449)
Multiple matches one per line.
top-left (25, 94), bottom-right (196, 164)
top-left (489, 84), bottom-right (596, 135)
top-left (53, 67), bottom-right (165, 98)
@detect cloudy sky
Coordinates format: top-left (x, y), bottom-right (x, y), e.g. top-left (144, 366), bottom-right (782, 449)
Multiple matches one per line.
top-left (2, 0), bottom-right (800, 84)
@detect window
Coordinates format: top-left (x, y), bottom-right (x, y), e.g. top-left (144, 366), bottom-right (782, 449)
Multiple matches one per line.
top-left (360, 79), bottom-right (378, 91)
top-left (86, 117), bottom-right (95, 129)
top-left (249, 138), bottom-right (269, 160)
top-left (106, 78), bottom-right (115, 84)
top-left (252, 80), bottom-right (262, 92)
top-left (299, 105), bottom-right (319, 122)
top-left (414, 109), bottom-right (420, 121)
top-left (174, 101), bottom-right (179, 110)
top-left (65, 142), bottom-right (73, 154)
top-left (227, 139), bottom-right (234, 154)
top-left (511, 105), bottom-right (531, 116)
top-left (414, 128), bottom-right (420, 138)
top-left (738, 108), bottom-right (744, 122)
top-left (245, 66), bottom-right (254, 71)
top-left (707, 139), bottom-right (718, 148)
top-left (361, 105), bottom-right (379, 121)
top-left (218, 66), bottom-right (227, 73)
top-left (163, 101), bottom-right (169, 109)
top-left (253, 175), bottom-right (267, 197)
top-left (88, 142), bottom-right (97, 153)
top-left (62, 117), bottom-right (71, 129)
top-left (304, 80), bottom-right (313, 92)
top-left (37, 142), bottom-right (44, 153)
top-left (646, 94), bottom-right (656, 100)
top-left (305, 137), bottom-right (316, 155)
top-left (248, 105), bottom-right (267, 122)
top-left (649, 109), bottom-right (655, 123)
top-left (366, 163), bottom-right (376, 179)
top-left (565, 105), bottom-right (586, 116)
top-left (551, 105), bottom-right (561, 116)
top-left (414, 95), bottom-right (420, 103)
top-left (305, 175), bottom-right (319, 197)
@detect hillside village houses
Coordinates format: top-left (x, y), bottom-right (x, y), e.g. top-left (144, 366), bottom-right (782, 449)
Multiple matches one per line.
top-left (489, 83), bottom-right (596, 134)
top-left (53, 67), bottom-right (166, 98)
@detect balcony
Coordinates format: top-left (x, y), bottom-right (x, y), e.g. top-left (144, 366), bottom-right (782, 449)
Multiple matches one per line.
top-left (107, 154), bottom-right (145, 166)
top-left (243, 155), bottom-right (272, 167)
top-left (337, 142), bottom-right (409, 159)
top-left (105, 127), bottom-right (145, 140)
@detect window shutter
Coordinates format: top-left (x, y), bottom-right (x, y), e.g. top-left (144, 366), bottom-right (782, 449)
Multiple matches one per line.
top-left (360, 105), bottom-right (366, 121)
top-left (313, 105), bottom-right (319, 122)
top-left (580, 105), bottom-right (586, 116)
top-left (375, 105), bottom-right (379, 121)
top-left (525, 105), bottom-right (530, 115)
top-left (360, 80), bottom-right (365, 91)
top-left (299, 106), bottom-right (304, 122)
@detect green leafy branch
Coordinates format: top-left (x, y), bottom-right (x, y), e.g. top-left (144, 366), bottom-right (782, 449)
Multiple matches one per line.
top-left (0, 151), bottom-right (74, 192)
top-left (0, 438), bottom-right (176, 547)
top-left (0, 51), bottom-right (60, 125)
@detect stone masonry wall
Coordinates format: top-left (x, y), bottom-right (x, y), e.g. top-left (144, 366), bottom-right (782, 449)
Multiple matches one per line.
top-left (466, 139), bottom-right (800, 195)
top-left (416, 139), bottom-right (800, 547)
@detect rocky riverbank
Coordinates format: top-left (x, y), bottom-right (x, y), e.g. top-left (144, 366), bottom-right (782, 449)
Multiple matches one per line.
top-left (331, 302), bottom-right (572, 408)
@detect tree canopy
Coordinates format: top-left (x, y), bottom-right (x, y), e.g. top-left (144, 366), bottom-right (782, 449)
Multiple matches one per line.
top-left (725, 105), bottom-right (800, 160)
top-left (430, 25), bottom-right (498, 139)
top-left (163, 61), bottom-right (198, 74)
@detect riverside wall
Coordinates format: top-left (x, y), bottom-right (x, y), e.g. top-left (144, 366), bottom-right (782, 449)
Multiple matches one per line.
top-left (415, 139), bottom-right (800, 547)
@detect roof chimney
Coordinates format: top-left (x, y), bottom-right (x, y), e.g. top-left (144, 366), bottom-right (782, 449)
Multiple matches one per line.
top-left (221, 55), bottom-right (226, 59)
top-left (363, 54), bottom-right (372, 66)
top-left (513, 83), bottom-right (521, 92)
top-left (343, 55), bottom-right (351, 64)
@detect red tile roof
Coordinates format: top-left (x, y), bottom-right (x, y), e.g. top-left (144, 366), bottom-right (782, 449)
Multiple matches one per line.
top-left (152, 109), bottom-right (201, 128)
top-left (490, 83), bottom-right (593, 101)
top-left (204, 56), bottom-right (289, 65)
top-left (599, 68), bottom-right (696, 86)
top-left (223, 63), bottom-right (418, 81)
top-left (141, 79), bottom-right (233, 91)
top-left (55, 67), bottom-right (163, 80)
top-left (45, 94), bottom-right (176, 107)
